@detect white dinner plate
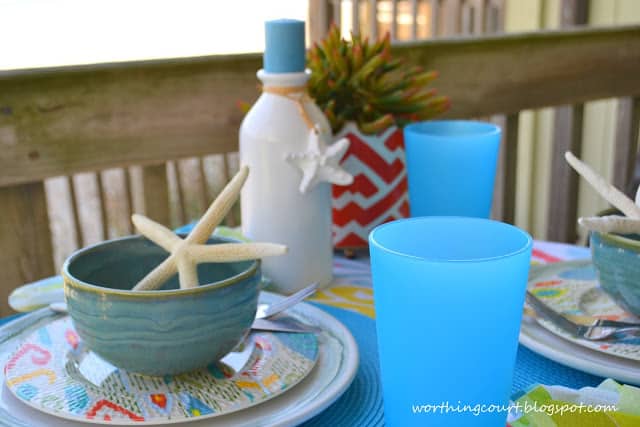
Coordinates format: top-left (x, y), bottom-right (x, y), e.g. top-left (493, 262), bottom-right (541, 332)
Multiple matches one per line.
top-left (519, 316), bottom-right (640, 386)
top-left (0, 292), bottom-right (359, 427)
top-left (526, 260), bottom-right (640, 361)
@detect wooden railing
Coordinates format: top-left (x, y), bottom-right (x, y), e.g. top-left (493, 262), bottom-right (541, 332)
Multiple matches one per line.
top-left (0, 25), bottom-right (639, 315)
top-left (309, 0), bottom-right (505, 42)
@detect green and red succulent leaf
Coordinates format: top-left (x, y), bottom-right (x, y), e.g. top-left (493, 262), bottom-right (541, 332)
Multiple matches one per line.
top-left (308, 24), bottom-right (449, 134)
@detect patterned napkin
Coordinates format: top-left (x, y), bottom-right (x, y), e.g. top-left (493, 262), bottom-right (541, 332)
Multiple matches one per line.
top-left (509, 380), bottom-right (640, 426)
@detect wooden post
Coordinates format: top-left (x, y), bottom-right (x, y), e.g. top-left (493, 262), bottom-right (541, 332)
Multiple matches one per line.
top-left (547, 0), bottom-right (588, 242)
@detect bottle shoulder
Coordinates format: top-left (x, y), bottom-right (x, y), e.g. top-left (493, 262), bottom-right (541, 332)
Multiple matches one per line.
top-left (240, 93), bottom-right (331, 138)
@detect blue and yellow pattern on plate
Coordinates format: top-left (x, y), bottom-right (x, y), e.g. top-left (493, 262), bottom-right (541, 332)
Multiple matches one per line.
top-left (4, 316), bottom-right (318, 424)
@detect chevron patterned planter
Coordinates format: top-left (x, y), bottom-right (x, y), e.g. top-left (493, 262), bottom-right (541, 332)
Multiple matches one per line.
top-left (332, 122), bottom-right (410, 249)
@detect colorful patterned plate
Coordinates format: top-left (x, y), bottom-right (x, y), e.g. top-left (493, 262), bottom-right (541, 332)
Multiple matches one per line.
top-left (0, 293), bottom-right (358, 427)
top-left (4, 316), bottom-right (318, 425)
top-left (526, 260), bottom-right (640, 361)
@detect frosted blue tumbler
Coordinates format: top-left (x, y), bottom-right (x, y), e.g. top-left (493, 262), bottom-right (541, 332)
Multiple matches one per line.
top-left (369, 217), bottom-right (532, 427)
top-left (404, 120), bottom-right (501, 217)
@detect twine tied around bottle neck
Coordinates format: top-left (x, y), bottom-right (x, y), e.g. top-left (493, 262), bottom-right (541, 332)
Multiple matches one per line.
top-left (262, 85), bottom-right (318, 133)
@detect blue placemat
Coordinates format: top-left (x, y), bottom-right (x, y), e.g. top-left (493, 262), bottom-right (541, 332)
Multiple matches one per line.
top-left (512, 345), bottom-right (602, 392)
top-left (302, 304), bottom-right (384, 427)
top-left (302, 303), bottom-right (604, 427)
top-left (0, 313), bottom-right (21, 327)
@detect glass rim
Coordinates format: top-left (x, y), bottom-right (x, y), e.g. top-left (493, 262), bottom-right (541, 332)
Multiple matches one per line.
top-left (404, 120), bottom-right (501, 138)
top-left (369, 216), bottom-right (533, 263)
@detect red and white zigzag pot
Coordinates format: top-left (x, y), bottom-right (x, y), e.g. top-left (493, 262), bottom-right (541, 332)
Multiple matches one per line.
top-left (332, 122), bottom-right (410, 249)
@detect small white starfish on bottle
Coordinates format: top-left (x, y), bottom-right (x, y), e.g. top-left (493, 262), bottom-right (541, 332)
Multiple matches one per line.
top-left (132, 166), bottom-right (287, 291)
top-left (286, 126), bottom-right (354, 194)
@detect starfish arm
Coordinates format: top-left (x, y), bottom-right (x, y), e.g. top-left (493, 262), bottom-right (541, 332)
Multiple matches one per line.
top-left (186, 165), bottom-right (249, 244)
top-left (132, 256), bottom-right (178, 291)
top-left (308, 128), bottom-right (322, 153)
top-left (177, 255), bottom-right (199, 289)
top-left (565, 152), bottom-right (640, 218)
top-left (132, 214), bottom-right (182, 252)
top-left (325, 136), bottom-right (350, 159)
top-left (320, 166), bottom-right (354, 186)
top-left (187, 243), bottom-right (288, 263)
top-left (579, 216), bottom-right (640, 234)
top-left (298, 162), bottom-right (319, 194)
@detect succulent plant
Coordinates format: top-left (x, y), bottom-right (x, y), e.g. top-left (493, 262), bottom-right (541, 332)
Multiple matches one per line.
top-left (308, 25), bottom-right (450, 135)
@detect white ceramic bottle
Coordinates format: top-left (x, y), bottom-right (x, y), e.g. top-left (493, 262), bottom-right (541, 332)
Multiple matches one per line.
top-left (239, 19), bottom-right (351, 294)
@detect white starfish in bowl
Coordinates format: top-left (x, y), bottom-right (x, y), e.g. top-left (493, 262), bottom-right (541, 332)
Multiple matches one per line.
top-left (132, 166), bottom-right (287, 291)
top-left (565, 151), bottom-right (640, 234)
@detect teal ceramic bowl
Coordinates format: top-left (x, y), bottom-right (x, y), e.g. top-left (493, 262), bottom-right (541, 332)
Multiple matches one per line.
top-left (590, 231), bottom-right (640, 316)
top-left (62, 235), bottom-right (260, 376)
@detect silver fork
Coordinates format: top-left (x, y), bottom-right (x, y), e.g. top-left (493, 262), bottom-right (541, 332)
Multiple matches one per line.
top-left (257, 282), bottom-right (319, 319)
top-left (525, 291), bottom-right (640, 341)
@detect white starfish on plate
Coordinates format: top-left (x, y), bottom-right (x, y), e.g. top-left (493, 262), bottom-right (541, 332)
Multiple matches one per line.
top-left (286, 126), bottom-right (353, 194)
top-left (132, 166), bottom-right (287, 291)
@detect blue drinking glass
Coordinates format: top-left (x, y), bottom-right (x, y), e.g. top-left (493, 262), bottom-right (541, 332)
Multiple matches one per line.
top-left (404, 120), bottom-right (501, 218)
top-left (369, 217), bottom-right (532, 427)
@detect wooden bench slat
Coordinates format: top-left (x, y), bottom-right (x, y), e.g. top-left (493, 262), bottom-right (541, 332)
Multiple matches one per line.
top-left (548, 104), bottom-right (584, 243)
top-left (172, 161), bottom-right (188, 225)
top-left (390, 0), bottom-right (398, 40)
top-left (221, 154), bottom-right (237, 227)
top-left (67, 175), bottom-right (84, 248)
top-left (502, 113), bottom-right (519, 224)
top-left (142, 164), bottom-right (170, 227)
top-left (123, 167), bottom-right (135, 234)
top-left (0, 182), bottom-right (54, 315)
top-left (96, 171), bottom-right (109, 240)
top-left (431, 0), bottom-right (441, 36)
top-left (490, 115), bottom-right (505, 220)
top-left (369, 0), bottom-right (378, 40)
top-left (198, 157), bottom-right (209, 212)
top-left (613, 96), bottom-right (640, 195)
top-left (352, 0), bottom-right (360, 35)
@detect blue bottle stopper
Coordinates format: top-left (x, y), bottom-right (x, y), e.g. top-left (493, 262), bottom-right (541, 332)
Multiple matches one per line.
top-left (264, 19), bottom-right (306, 73)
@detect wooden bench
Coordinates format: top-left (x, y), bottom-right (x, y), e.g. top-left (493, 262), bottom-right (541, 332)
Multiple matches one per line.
top-left (1, 25), bottom-right (639, 316)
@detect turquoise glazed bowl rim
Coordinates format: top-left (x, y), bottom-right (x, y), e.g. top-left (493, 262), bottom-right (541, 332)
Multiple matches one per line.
top-left (62, 234), bottom-right (259, 298)
top-left (595, 230), bottom-right (640, 252)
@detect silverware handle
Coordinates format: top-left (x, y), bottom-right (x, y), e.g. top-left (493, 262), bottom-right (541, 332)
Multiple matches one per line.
top-left (595, 319), bottom-right (640, 328)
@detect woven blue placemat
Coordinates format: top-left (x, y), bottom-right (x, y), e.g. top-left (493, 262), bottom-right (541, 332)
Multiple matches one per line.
top-left (0, 314), bottom-right (21, 327)
top-left (302, 304), bottom-right (384, 427)
top-left (302, 303), bottom-right (604, 426)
